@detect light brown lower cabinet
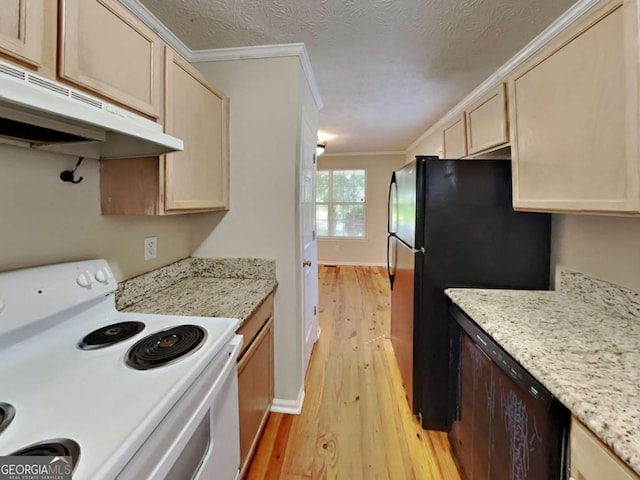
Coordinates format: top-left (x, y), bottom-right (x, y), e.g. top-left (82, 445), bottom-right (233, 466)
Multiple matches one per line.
top-left (570, 417), bottom-right (638, 480)
top-left (237, 295), bottom-right (274, 479)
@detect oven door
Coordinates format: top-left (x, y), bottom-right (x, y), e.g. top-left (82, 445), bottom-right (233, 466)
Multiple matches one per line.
top-left (117, 336), bottom-right (242, 480)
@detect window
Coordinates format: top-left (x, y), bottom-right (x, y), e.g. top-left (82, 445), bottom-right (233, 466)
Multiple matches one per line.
top-left (316, 169), bottom-right (366, 237)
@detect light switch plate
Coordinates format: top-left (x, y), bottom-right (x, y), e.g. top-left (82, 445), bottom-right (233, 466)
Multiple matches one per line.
top-left (144, 237), bottom-right (157, 261)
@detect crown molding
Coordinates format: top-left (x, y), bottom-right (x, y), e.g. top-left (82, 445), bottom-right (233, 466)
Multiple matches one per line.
top-left (189, 42), bottom-right (304, 62)
top-left (322, 151), bottom-right (405, 157)
top-left (191, 44), bottom-right (323, 110)
top-left (123, 0), bottom-right (601, 152)
top-left (120, 0), bottom-right (323, 109)
top-left (405, 0), bottom-right (605, 154)
top-left (119, 0), bottom-right (192, 59)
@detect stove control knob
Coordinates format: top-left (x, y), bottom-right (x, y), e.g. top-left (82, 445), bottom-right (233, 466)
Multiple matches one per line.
top-left (94, 268), bottom-right (110, 284)
top-left (76, 271), bottom-right (93, 289)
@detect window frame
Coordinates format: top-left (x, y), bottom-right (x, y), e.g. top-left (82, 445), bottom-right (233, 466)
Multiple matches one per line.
top-left (316, 169), bottom-right (367, 239)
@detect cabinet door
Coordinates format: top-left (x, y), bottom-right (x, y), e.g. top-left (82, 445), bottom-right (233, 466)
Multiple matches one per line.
top-left (443, 115), bottom-right (467, 158)
top-left (509, 2), bottom-right (638, 213)
top-left (465, 83), bottom-right (508, 155)
top-left (59, 0), bottom-right (162, 118)
top-left (163, 48), bottom-right (229, 212)
top-left (238, 317), bottom-right (274, 478)
top-left (571, 418), bottom-right (638, 480)
top-left (0, 0), bottom-right (43, 67)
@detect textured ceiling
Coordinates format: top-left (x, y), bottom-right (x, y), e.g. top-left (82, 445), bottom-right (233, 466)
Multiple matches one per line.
top-left (140, 0), bottom-right (577, 154)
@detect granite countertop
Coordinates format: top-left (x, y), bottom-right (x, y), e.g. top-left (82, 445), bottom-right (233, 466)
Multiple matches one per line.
top-left (446, 270), bottom-right (640, 475)
top-left (116, 257), bottom-right (277, 328)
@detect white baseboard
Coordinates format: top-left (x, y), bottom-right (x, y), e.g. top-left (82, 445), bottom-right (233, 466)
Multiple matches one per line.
top-left (271, 387), bottom-right (305, 415)
top-left (319, 260), bottom-right (386, 267)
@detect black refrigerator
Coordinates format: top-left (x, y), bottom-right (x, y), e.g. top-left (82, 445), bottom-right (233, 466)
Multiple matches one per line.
top-left (386, 156), bottom-right (550, 431)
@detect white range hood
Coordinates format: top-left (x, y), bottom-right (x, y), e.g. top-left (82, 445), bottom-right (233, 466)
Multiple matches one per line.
top-left (0, 60), bottom-right (183, 159)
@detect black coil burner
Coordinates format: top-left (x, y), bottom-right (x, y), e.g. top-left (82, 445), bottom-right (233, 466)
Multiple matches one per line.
top-left (78, 321), bottom-right (145, 350)
top-left (0, 402), bottom-right (15, 435)
top-left (126, 325), bottom-right (207, 370)
top-left (11, 438), bottom-right (81, 471)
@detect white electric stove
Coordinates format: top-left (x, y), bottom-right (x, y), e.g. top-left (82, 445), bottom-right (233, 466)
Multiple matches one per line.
top-left (0, 259), bottom-right (242, 479)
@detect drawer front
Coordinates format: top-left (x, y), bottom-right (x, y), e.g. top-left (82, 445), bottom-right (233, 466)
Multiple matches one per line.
top-left (237, 293), bottom-right (274, 359)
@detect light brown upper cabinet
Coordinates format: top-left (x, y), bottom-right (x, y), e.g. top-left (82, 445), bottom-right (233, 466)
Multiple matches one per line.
top-left (0, 0), bottom-right (56, 75)
top-left (465, 83), bottom-right (508, 155)
top-left (59, 0), bottom-right (162, 118)
top-left (442, 115), bottom-right (467, 158)
top-left (509, 0), bottom-right (639, 213)
top-left (0, 0), bottom-right (43, 66)
top-left (100, 48), bottom-right (230, 215)
top-left (163, 49), bottom-right (229, 212)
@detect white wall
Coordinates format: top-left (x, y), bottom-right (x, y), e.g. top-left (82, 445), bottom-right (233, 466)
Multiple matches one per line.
top-left (190, 57), bottom-right (317, 404)
top-left (317, 154), bottom-right (405, 265)
top-left (0, 145), bottom-right (190, 281)
top-left (551, 214), bottom-right (640, 291)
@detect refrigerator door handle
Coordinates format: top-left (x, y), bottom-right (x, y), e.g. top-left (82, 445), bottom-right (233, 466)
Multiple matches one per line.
top-left (387, 172), bottom-right (397, 235)
top-left (387, 234), bottom-right (395, 289)
top-left (396, 235), bottom-right (425, 254)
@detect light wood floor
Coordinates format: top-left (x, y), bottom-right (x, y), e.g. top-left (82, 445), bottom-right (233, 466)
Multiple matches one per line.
top-left (246, 265), bottom-right (461, 480)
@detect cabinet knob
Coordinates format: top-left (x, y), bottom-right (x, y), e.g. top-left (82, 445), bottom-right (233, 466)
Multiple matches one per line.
top-left (303, 260), bottom-right (312, 267)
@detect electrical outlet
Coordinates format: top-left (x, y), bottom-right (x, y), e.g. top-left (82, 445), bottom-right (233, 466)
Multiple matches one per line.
top-left (144, 237), bottom-right (157, 261)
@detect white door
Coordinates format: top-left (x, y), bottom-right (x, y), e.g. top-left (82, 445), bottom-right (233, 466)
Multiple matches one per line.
top-left (300, 110), bottom-right (319, 375)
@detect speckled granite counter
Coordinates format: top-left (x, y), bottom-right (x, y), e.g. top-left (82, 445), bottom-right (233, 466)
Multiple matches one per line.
top-left (446, 270), bottom-right (640, 475)
top-left (116, 257), bottom-right (277, 328)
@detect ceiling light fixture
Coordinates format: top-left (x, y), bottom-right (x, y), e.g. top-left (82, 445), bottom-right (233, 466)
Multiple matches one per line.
top-left (317, 141), bottom-right (327, 156)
